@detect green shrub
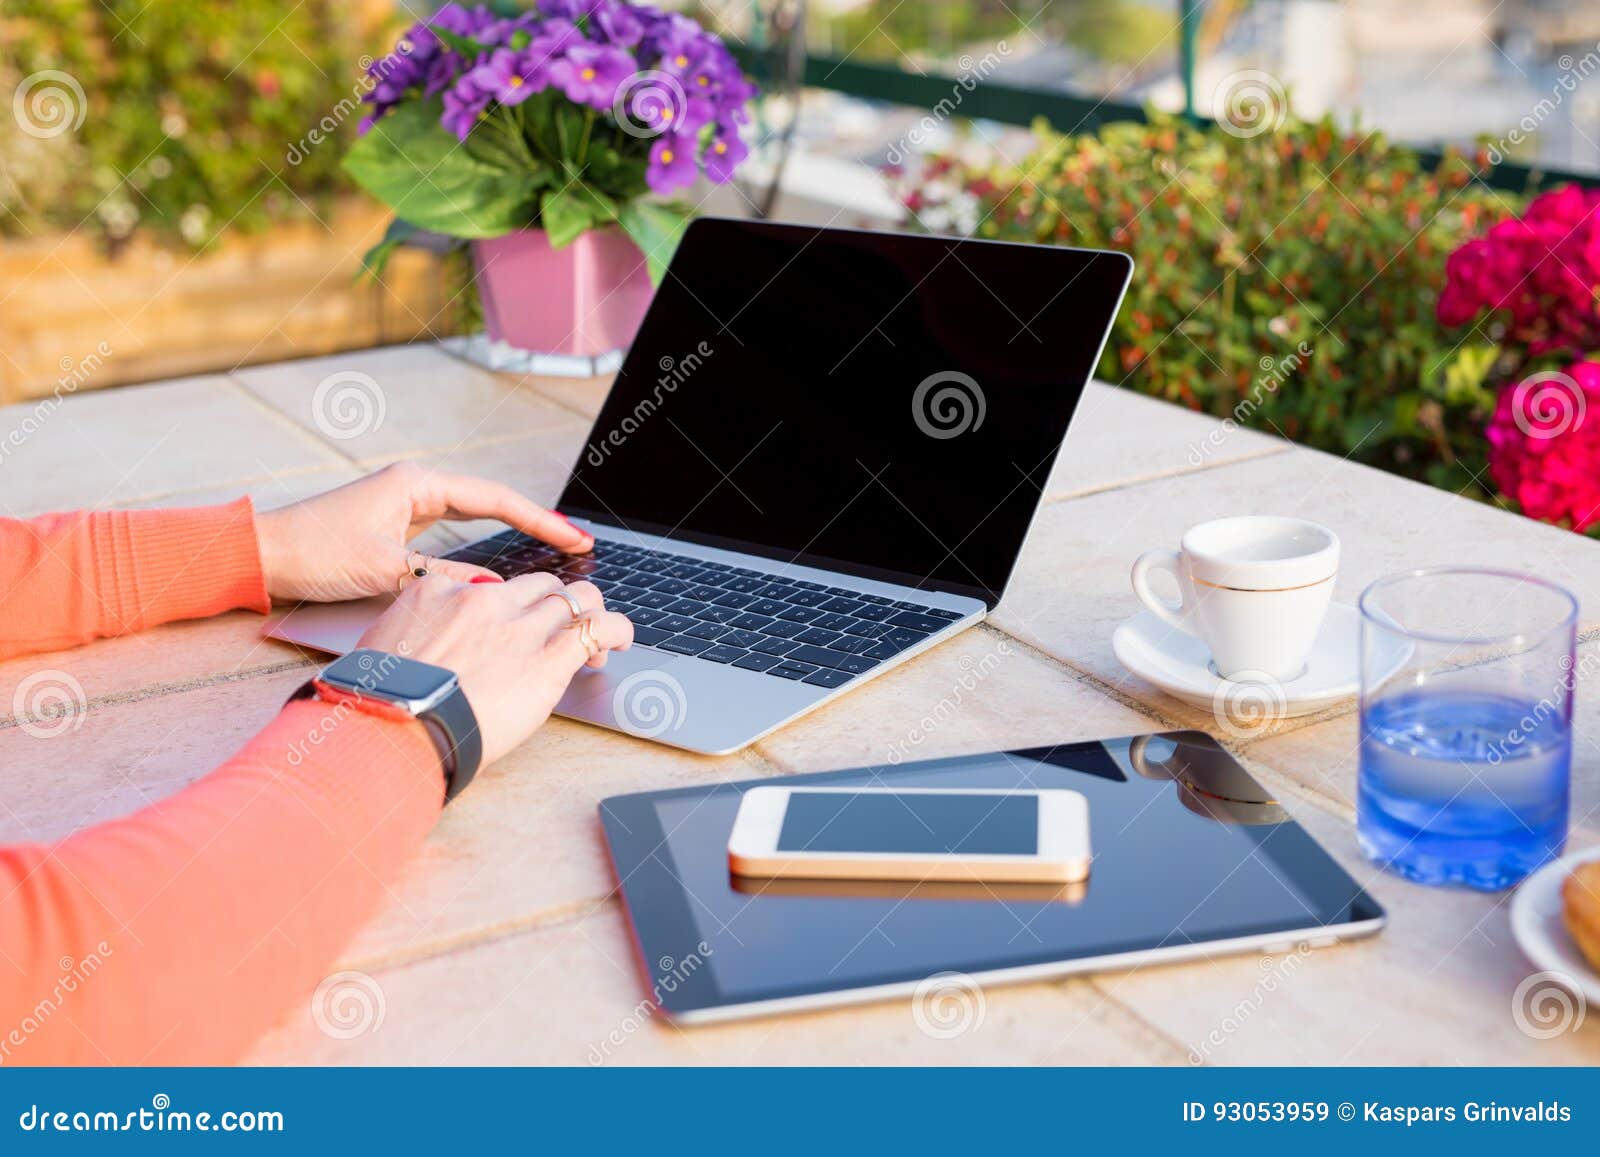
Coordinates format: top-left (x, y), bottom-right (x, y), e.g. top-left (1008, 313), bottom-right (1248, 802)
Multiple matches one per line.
top-left (896, 116), bottom-right (1516, 493)
top-left (1, 0), bottom-right (379, 249)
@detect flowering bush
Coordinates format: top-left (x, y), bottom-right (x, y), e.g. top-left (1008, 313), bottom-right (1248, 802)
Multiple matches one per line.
top-left (345, 1), bottom-right (754, 279)
top-left (1438, 186), bottom-right (1600, 533)
top-left (891, 117), bottom-right (1508, 493)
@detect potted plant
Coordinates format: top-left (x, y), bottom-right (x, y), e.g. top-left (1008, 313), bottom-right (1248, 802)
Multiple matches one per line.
top-left (345, 1), bottom-right (755, 367)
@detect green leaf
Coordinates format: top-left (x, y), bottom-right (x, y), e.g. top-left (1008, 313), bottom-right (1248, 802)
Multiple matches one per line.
top-left (617, 201), bottom-right (692, 284)
top-left (357, 217), bottom-right (420, 281)
top-left (343, 99), bottom-right (540, 239)
top-left (430, 26), bottom-right (491, 61)
top-left (541, 185), bottom-right (597, 248)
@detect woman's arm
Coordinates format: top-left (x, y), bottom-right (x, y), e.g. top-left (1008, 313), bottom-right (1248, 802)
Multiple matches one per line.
top-left (0, 465), bottom-right (627, 1063)
top-left (0, 500), bottom-right (269, 661)
top-left (0, 702), bottom-right (444, 1064)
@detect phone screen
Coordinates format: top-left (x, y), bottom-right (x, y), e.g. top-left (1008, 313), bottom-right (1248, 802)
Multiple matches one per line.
top-left (776, 792), bottom-right (1039, 856)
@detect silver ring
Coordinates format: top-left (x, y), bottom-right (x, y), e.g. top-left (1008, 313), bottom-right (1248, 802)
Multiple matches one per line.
top-left (544, 588), bottom-right (584, 621)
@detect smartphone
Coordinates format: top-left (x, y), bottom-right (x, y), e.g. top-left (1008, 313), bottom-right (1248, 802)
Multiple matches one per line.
top-left (727, 786), bottom-right (1091, 884)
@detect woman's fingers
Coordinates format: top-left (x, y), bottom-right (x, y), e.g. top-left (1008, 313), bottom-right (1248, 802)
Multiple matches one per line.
top-left (564, 609), bottom-right (635, 669)
top-left (416, 470), bottom-right (592, 552)
top-left (522, 580), bottom-right (606, 632)
top-left (424, 555), bottom-right (503, 585)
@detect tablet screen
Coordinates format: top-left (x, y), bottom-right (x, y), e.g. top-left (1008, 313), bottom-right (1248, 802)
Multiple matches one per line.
top-left (601, 734), bottom-right (1384, 1019)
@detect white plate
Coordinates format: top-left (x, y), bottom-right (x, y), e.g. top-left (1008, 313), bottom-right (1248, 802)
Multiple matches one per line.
top-left (1510, 846), bottom-right (1600, 1007)
top-left (1111, 601), bottom-right (1408, 717)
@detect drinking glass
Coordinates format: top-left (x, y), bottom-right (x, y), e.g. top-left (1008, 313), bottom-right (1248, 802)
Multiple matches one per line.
top-left (1358, 568), bottom-right (1577, 890)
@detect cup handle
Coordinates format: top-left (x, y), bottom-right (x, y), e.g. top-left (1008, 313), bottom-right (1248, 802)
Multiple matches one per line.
top-left (1131, 549), bottom-right (1195, 634)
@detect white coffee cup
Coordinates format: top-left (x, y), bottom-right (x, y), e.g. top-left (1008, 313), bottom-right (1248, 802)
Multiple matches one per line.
top-left (1130, 516), bottom-right (1339, 681)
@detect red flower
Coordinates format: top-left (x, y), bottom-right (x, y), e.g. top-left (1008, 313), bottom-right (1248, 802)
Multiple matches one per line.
top-left (1487, 361), bottom-right (1600, 531)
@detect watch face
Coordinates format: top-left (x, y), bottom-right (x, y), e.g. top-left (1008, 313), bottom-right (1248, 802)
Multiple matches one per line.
top-left (321, 649), bottom-right (457, 708)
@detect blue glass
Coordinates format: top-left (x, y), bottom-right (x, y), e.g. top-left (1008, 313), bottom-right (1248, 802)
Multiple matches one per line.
top-left (1359, 569), bottom-right (1576, 891)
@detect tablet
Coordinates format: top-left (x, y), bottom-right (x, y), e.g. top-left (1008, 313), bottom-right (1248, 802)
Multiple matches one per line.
top-left (599, 732), bottom-right (1385, 1023)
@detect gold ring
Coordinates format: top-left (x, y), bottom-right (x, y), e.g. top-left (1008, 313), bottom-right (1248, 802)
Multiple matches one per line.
top-left (544, 588), bottom-right (584, 621)
top-left (572, 615), bottom-right (601, 659)
top-left (398, 550), bottom-right (432, 594)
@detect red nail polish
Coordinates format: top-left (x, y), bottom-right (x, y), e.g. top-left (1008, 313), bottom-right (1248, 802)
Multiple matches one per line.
top-left (470, 575), bottom-right (503, 584)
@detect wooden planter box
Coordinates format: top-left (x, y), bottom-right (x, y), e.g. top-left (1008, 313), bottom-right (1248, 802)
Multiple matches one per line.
top-left (0, 199), bottom-right (457, 404)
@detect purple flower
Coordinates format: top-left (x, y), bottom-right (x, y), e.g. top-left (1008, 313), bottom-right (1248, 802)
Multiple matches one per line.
top-left (594, 1), bottom-right (646, 47)
top-left (647, 135), bottom-right (698, 193)
top-left (538, 0), bottom-right (602, 18)
top-left (441, 74), bottom-right (493, 140)
top-left (704, 121), bottom-right (748, 183)
top-left (547, 44), bottom-right (635, 109)
top-left (470, 48), bottom-right (549, 106)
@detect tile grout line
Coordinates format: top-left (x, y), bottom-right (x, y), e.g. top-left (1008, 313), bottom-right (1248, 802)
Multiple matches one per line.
top-left (1040, 444), bottom-right (1294, 507)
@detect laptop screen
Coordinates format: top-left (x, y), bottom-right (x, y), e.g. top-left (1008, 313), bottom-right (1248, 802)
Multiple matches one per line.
top-left (559, 219), bottom-right (1131, 605)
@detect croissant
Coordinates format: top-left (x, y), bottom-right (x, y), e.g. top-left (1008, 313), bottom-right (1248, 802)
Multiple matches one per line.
top-left (1562, 859), bottom-right (1600, 972)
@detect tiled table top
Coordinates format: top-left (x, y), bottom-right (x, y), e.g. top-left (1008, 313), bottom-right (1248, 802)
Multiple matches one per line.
top-left (2, 342), bottom-right (1597, 1066)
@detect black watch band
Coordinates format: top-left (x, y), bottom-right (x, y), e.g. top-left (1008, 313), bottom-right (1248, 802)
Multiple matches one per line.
top-left (288, 652), bottom-right (483, 804)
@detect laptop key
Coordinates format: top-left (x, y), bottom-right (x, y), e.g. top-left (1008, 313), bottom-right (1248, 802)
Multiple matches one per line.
top-left (925, 607), bottom-right (965, 620)
top-left (821, 597), bottom-right (867, 615)
top-left (658, 615), bottom-right (698, 634)
top-left (886, 611), bottom-right (949, 633)
top-left (685, 584), bottom-right (725, 601)
top-left (792, 580), bottom-right (826, 591)
top-left (730, 612), bottom-right (773, 631)
top-left (796, 627), bottom-right (843, 647)
top-left (663, 563), bottom-right (704, 579)
top-left (719, 628), bottom-right (766, 649)
top-left (802, 669), bottom-right (852, 689)
top-left (761, 620), bottom-right (807, 639)
top-left (626, 606), bottom-right (668, 626)
top-left (786, 589), bottom-right (830, 608)
top-left (851, 604), bottom-right (895, 622)
top-left (831, 634), bottom-right (879, 655)
top-left (732, 652), bottom-right (783, 672)
top-left (863, 641), bottom-right (899, 660)
top-left (633, 591), bottom-right (677, 610)
top-left (713, 591), bottom-right (756, 609)
top-left (881, 627), bottom-right (930, 650)
top-left (665, 599), bottom-right (704, 615)
top-left (746, 598), bottom-right (788, 617)
top-left (841, 619), bottom-right (890, 638)
top-left (698, 644), bottom-right (747, 664)
top-left (650, 578), bottom-right (692, 595)
top-left (696, 606), bottom-right (740, 624)
top-left (814, 613), bottom-right (856, 632)
top-left (859, 593), bottom-right (892, 605)
top-left (721, 576), bottom-right (765, 594)
top-left (609, 584), bottom-right (649, 603)
top-left (777, 605), bottom-right (822, 623)
top-left (785, 644), bottom-right (880, 674)
top-left (767, 662), bottom-right (818, 680)
top-left (659, 635), bottom-right (713, 656)
top-left (753, 637), bottom-right (799, 656)
top-left (631, 558), bottom-right (669, 574)
top-left (632, 625), bottom-right (673, 647)
top-left (754, 583), bottom-right (797, 600)
top-left (683, 621), bottom-right (730, 641)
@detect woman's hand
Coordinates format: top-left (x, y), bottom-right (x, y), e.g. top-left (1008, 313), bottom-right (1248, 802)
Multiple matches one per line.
top-left (357, 573), bottom-right (632, 764)
top-left (255, 462), bottom-right (594, 603)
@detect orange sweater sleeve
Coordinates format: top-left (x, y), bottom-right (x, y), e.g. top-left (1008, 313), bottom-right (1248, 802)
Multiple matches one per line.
top-left (0, 499), bottom-right (270, 660)
top-left (0, 505), bottom-right (445, 1064)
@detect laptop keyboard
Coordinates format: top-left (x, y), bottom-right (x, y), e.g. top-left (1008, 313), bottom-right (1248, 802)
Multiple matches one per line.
top-left (443, 530), bottom-right (965, 689)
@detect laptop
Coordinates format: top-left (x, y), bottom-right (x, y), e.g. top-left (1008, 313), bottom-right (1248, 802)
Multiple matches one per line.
top-left (267, 218), bottom-right (1132, 753)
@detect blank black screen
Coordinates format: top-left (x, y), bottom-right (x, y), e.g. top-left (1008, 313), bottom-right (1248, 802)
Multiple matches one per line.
top-left (776, 791), bottom-right (1038, 855)
top-left (560, 220), bottom-right (1130, 604)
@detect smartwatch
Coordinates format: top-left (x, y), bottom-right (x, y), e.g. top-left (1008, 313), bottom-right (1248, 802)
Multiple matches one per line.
top-left (289, 648), bottom-right (483, 803)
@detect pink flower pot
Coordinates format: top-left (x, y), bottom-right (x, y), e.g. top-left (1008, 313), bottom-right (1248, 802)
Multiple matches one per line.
top-left (471, 227), bottom-right (654, 360)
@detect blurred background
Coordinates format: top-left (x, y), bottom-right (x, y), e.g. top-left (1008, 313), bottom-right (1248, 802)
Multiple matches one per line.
top-left (4, 0), bottom-right (1600, 506)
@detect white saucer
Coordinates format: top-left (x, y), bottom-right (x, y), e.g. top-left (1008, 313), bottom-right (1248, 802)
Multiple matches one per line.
top-left (1510, 846), bottom-right (1600, 1007)
top-left (1111, 601), bottom-right (1406, 718)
